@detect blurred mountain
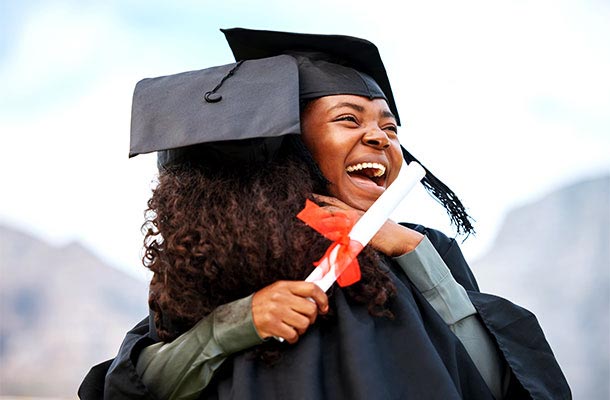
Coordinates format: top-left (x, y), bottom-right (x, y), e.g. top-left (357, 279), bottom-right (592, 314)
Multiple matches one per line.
top-left (472, 174), bottom-right (610, 400)
top-left (0, 225), bottom-right (149, 398)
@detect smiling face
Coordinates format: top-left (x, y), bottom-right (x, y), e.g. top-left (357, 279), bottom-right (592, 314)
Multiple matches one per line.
top-left (300, 95), bottom-right (403, 211)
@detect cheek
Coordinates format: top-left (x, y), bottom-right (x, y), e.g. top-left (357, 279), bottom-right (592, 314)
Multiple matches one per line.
top-left (316, 158), bottom-right (342, 185)
top-left (301, 128), bottom-right (329, 164)
top-left (317, 149), bottom-right (347, 179)
top-left (303, 138), bottom-right (340, 176)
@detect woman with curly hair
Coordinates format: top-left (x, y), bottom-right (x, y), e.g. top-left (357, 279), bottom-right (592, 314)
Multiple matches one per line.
top-left (80, 29), bottom-right (570, 400)
top-left (143, 136), bottom-right (398, 345)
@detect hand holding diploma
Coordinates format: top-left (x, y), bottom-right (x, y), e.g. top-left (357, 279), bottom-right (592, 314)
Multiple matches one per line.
top-left (252, 281), bottom-right (328, 343)
top-left (310, 195), bottom-right (424, 258)
top-left (304, 161), bottom-right (426, 292)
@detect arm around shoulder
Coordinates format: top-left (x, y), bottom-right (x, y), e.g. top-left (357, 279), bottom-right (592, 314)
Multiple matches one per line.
top-left (136, 294), bottom-right (264, 400)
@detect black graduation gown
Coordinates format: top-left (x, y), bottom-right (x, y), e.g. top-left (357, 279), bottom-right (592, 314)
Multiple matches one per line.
top-left (78, 226), bottom-right (571, 399)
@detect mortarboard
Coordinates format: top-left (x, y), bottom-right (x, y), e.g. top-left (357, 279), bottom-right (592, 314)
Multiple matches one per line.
top-left (222, 27), bottom-right (400, 125)
top-left (129, 54), bottom-right (301, 166)
top-left (129, 28), bottom-right (401, 168)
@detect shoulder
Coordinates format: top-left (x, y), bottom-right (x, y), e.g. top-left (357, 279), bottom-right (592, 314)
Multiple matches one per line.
top-left (399, 223), bottom-right (480, 292)
top-left (79, 316), bottom-right (158, 399)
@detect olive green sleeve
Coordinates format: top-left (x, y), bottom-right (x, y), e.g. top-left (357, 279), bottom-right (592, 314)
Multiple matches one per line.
top-left (135, 294), bottom-right (264, 400)
top-left (394, 237), bottom-right (508, 399)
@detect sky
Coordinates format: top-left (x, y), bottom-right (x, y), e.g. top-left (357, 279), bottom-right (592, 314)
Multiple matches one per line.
top-left (1, 0), bottom-right (609, 281)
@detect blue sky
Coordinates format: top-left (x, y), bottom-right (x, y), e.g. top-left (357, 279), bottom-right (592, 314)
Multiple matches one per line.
top-left (1, 0), bottom-right (609, 280)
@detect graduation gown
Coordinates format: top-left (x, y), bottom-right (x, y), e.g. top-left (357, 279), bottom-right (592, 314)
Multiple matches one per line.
top-left (78, 226), bottom-right (571, 399)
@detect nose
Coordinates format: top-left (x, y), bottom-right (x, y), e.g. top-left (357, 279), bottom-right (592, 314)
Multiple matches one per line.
top-left (362, 127), bottom-right (390, 149)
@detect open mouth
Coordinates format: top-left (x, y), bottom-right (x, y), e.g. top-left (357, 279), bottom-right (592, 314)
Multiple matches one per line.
top-left (345, 162), bottom-right (387, 188)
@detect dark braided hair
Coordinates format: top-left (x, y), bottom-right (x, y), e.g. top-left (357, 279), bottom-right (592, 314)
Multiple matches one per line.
top-left (401, 147), bottom-right (475, 236)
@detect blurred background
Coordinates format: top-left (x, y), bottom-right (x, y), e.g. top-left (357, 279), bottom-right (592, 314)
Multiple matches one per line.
top-left (0, 0), bottom-right (608, 398)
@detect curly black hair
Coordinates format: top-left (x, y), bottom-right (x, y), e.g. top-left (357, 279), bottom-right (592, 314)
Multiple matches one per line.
top-left (142, 137), bottom-right (396, 347)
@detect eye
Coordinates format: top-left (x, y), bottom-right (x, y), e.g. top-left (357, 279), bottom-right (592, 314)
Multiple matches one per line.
top-left (334, 115), bottom-right (359, 124)
top-left (383, 125), bottom-right (398, 135)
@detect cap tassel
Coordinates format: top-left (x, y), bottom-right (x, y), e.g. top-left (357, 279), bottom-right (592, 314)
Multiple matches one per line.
top-left (203, 60), bottom-right (245, 103)
top-left (401, 147), bottom-right (475, 236)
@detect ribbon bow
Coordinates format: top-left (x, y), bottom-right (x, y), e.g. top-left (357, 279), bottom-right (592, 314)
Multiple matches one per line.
top-left (297, 200), bottom-right (364, 287)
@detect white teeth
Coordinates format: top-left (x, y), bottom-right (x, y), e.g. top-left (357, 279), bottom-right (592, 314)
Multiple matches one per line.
top-left (345, 162), bottom-right (386, 177)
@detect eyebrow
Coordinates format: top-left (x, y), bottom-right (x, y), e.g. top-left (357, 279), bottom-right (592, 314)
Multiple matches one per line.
top-left (381, 110), bottom-right (396, 121)
top-left (328, 102), bottom-right (365, 113)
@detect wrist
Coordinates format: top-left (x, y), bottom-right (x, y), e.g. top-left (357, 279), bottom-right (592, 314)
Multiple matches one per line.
top-left (394, 227), bottom-right (424, 257)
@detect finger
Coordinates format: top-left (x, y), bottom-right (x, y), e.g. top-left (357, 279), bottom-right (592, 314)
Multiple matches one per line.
top-left (305, 285), bottom-right (329, 314)
top-left (264, 281), bottom-right (329, 317)
top-left (319, 204), bottom-right (348, 214)
top-left (287, 297), bottom-right (317, 321)
top-left (277, 324), bottom-right (299, 344)
top-left (282, 312), bottom-right (311, 335)
top-left (288, 282), bottom-right (329, 313)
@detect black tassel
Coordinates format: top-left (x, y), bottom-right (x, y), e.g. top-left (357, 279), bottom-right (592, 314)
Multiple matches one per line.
top-left (401, 146), bottom-right (475, 237)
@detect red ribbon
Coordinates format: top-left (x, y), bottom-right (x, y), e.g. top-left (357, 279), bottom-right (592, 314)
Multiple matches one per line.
top-left (297, 200), bottom-right (364, 287)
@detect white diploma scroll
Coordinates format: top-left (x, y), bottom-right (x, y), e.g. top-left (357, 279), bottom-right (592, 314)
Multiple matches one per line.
top-left (275, 161), bottom-right (426, 341)
top-left (305, 160), bottom-right (426, 292)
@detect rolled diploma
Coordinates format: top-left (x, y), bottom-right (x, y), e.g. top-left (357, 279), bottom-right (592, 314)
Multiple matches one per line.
top-left (305, 161), bottom-right (426, 292)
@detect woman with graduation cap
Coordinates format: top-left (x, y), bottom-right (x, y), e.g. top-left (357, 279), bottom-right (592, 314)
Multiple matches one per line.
top-left (79, 28), bottom-right (570, 399)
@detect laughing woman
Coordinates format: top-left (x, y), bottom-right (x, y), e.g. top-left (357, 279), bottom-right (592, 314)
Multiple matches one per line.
top-left (80, 29), bottom-right (570, 400)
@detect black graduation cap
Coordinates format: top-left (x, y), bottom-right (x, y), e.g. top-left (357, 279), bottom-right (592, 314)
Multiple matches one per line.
top-left (222, 27), bottom-right (400, 125)
top-left (129, 28), bottom-right (401, 168)
top-left (221, 28), bottom-right (473, 234)
top-left (129, 54), bottom-right (301, 166)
